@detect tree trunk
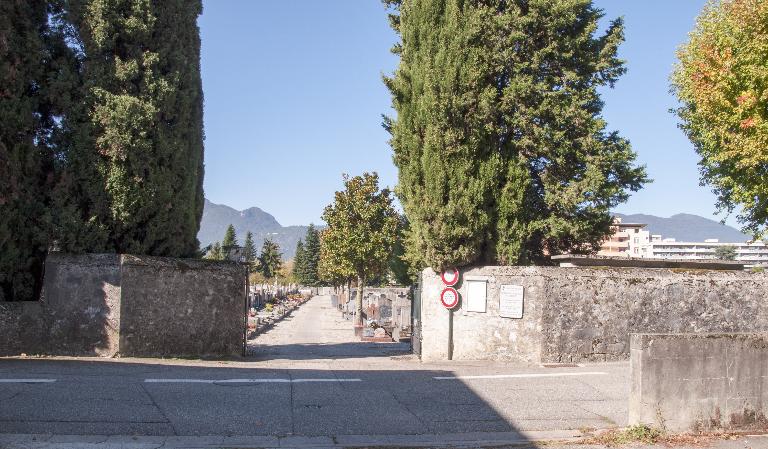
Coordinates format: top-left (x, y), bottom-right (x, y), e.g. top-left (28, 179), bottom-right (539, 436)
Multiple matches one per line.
top-left (356, 276), bottom-right (365, 327)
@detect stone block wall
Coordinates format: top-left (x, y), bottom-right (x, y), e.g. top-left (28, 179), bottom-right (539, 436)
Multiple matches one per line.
top-left (629, 333), bottom-right (768, 431)
top-left (419, 266), bottom-right (768, 363)
top-left (119, 255), bottom-right (245, 357)
top-left (0, 253), bottom-right (246, 358)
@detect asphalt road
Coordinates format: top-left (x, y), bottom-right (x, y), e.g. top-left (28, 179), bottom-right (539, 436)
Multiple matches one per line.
top-left (0, 296), bottom-right (629, 441)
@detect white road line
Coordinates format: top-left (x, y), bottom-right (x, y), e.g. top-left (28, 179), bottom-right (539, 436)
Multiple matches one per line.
top-left (0, 379), bottom-right (56, 383)
top-left (144, 378), bottom-right (361, 384)
top-left (433, 372), bottom-right (609, 380)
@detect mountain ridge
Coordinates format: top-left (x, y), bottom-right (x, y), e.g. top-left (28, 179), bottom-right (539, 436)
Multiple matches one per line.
top-left (198, 199), bottom-right (309, 259)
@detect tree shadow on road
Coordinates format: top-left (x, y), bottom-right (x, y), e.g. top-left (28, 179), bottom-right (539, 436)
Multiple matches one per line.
top-left (247, 341), bottom-right (412, 361)
top-left (0, 357), bottom-right (552, 447)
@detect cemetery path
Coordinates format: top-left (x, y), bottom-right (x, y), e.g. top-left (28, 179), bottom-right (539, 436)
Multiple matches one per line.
top-left (247, 295), bottom-right (411, 362)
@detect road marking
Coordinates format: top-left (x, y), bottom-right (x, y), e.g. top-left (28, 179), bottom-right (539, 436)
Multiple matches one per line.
top-left (145, 378), bottom-right (361, 384)
top-left (433, 372), bottom-right (609, 380)
top-left (0, 379), bottom-right (56, 383)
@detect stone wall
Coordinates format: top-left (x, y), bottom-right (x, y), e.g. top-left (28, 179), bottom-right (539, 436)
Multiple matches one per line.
top-left (419, 266), bottom-right (768, 363)
top-left (629, 333), bottom-right (768, 431)
top-left (119, 255), bottom-right (245, 357)
top-left (0, 253), bottom-right (246, 358)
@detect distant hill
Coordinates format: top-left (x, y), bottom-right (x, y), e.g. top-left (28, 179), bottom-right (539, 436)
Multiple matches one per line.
top-left (198, 199), bottom-right (309, 259)
top-left (613, 213), bottom-right (751, 243)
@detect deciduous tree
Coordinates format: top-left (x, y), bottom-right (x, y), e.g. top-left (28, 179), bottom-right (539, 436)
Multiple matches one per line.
top-left (672, 0), bottom-right (768, 238)
top-left (714, 245), bottom-right (737, 261)
top-left (383, 0), bottom-right (647, 269)
top-left (320, 173), bottom-right (399, 326)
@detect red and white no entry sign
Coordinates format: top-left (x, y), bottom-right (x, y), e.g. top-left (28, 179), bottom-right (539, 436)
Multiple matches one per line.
top-left (441, 267), bottom-right (460, 286)
top-left (440, 287), bottom-right (459, 309)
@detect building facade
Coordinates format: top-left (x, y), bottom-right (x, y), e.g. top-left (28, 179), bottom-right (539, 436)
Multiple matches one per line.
top-left (599, 217), bottom-right (768, 267)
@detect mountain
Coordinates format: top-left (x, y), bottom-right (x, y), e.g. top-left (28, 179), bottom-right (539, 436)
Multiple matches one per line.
top-left (613, 213), bottom-right (751, 243)
top-left (198, 199), bottom-right (308, 259)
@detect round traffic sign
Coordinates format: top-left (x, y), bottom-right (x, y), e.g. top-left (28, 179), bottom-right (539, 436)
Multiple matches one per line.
top-left (440, 287), bottom-right (459, 309)
top-left (441, 267), bottom-right (460, 286)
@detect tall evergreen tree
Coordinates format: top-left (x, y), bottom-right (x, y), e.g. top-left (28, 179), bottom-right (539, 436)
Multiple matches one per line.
top-left (222, 224), bottom-right (237, 249)
top-left (383, 0), bottom-right (648, 269)
top-left (0, 0), bottom-right (49, 301)
top-left (258, 239), bottom-right (282, 280)
top-left (243, 231), bottom-right (257, 265)
top-left (0, 0), bottom-right (75, 300)
top-left (59, 0), bottom-right (205, 257)
top-left (301, 224), bottom-right (321, 286)
top-left (293, 239), bottom-right (306, 283)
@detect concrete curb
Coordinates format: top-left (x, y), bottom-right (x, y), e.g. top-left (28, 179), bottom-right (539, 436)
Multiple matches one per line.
top-left (0, 430), bottom-right (582, 449)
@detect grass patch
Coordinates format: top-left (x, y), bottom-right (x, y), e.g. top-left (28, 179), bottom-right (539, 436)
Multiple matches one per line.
top-left (579, 425), bottom-right (747, 448)
top-left (582, 425), bottom-right (663, 446)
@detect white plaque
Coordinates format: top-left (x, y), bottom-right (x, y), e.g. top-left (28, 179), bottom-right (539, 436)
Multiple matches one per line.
top-left (499, 284), bottom-right (524, 318)
top-left (465, 279), bottom-right (487, 313)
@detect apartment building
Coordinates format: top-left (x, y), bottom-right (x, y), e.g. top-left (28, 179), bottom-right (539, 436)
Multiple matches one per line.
top-left (647, 239), bottom-right (768, 266)
top-left (598, 217), bottom-right (650, 257)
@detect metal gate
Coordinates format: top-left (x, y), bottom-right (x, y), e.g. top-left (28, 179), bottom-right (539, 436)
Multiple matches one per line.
top-left (411, 272), bottom-right (422, 357)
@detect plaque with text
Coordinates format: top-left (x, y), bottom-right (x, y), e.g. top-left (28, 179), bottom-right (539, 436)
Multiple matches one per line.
top-left (499, 284), bottom-right (524, 318)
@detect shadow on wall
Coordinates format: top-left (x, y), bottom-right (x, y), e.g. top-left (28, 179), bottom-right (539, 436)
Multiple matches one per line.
top-left (0, 253), bottom-right (246, 358)
top-left (0, 358), bottom-right (542, 441)
top-left (0, 254), bottom-right (120, 357)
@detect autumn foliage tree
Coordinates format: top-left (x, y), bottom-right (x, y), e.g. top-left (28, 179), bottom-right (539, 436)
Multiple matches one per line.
top-left (320, 173), bottom-right (399, 326)
top-left (672, 0), bottom-right (768, 238)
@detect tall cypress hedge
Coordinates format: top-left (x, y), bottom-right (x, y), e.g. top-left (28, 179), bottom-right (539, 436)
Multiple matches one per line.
top-left (0, 0), bottom-right (58, 300)
top-left (59, 0), bottom-right (205, 257)
top-left (384, 0), bottom-right (648, 269)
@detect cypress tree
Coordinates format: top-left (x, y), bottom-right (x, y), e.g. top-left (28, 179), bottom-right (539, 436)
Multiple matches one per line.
top-left (60, 0), bottom-right (205, 257)
top-left (384, 0), bottom-right (648, 269)
top-left (0, 0), bottom-right (51, 301)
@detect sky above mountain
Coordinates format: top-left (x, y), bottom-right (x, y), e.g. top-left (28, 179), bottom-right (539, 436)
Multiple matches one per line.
top-left (198, 0), bottom-right (741, 229)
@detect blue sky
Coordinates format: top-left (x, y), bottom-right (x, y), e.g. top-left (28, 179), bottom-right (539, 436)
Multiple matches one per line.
top-left (199, 0), bottom-right (731, 227)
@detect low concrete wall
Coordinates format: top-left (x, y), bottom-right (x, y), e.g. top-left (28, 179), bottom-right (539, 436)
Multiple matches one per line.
top-left (0, 253), bottom-right (246, 358)
top-left (419, 266), bottom-right (768, 363)
top-left (119, 255), bottom-right (245, 357)
top-left (629, 333), bottom-right (768, 431)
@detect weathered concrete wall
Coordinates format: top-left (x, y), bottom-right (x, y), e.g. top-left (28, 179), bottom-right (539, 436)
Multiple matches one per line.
top-left (0, 254), bottom-right (121, 357)
top-left (120, 255), bottom-right (245, 357)
top-left (419, 266), bottom-right (768, 363)
top-left (0, 253), bottom-right (245, 358)
top-left (420, 267), bottom-right (544, 363)
top-left (629, 333), bottom-right (768, 431)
